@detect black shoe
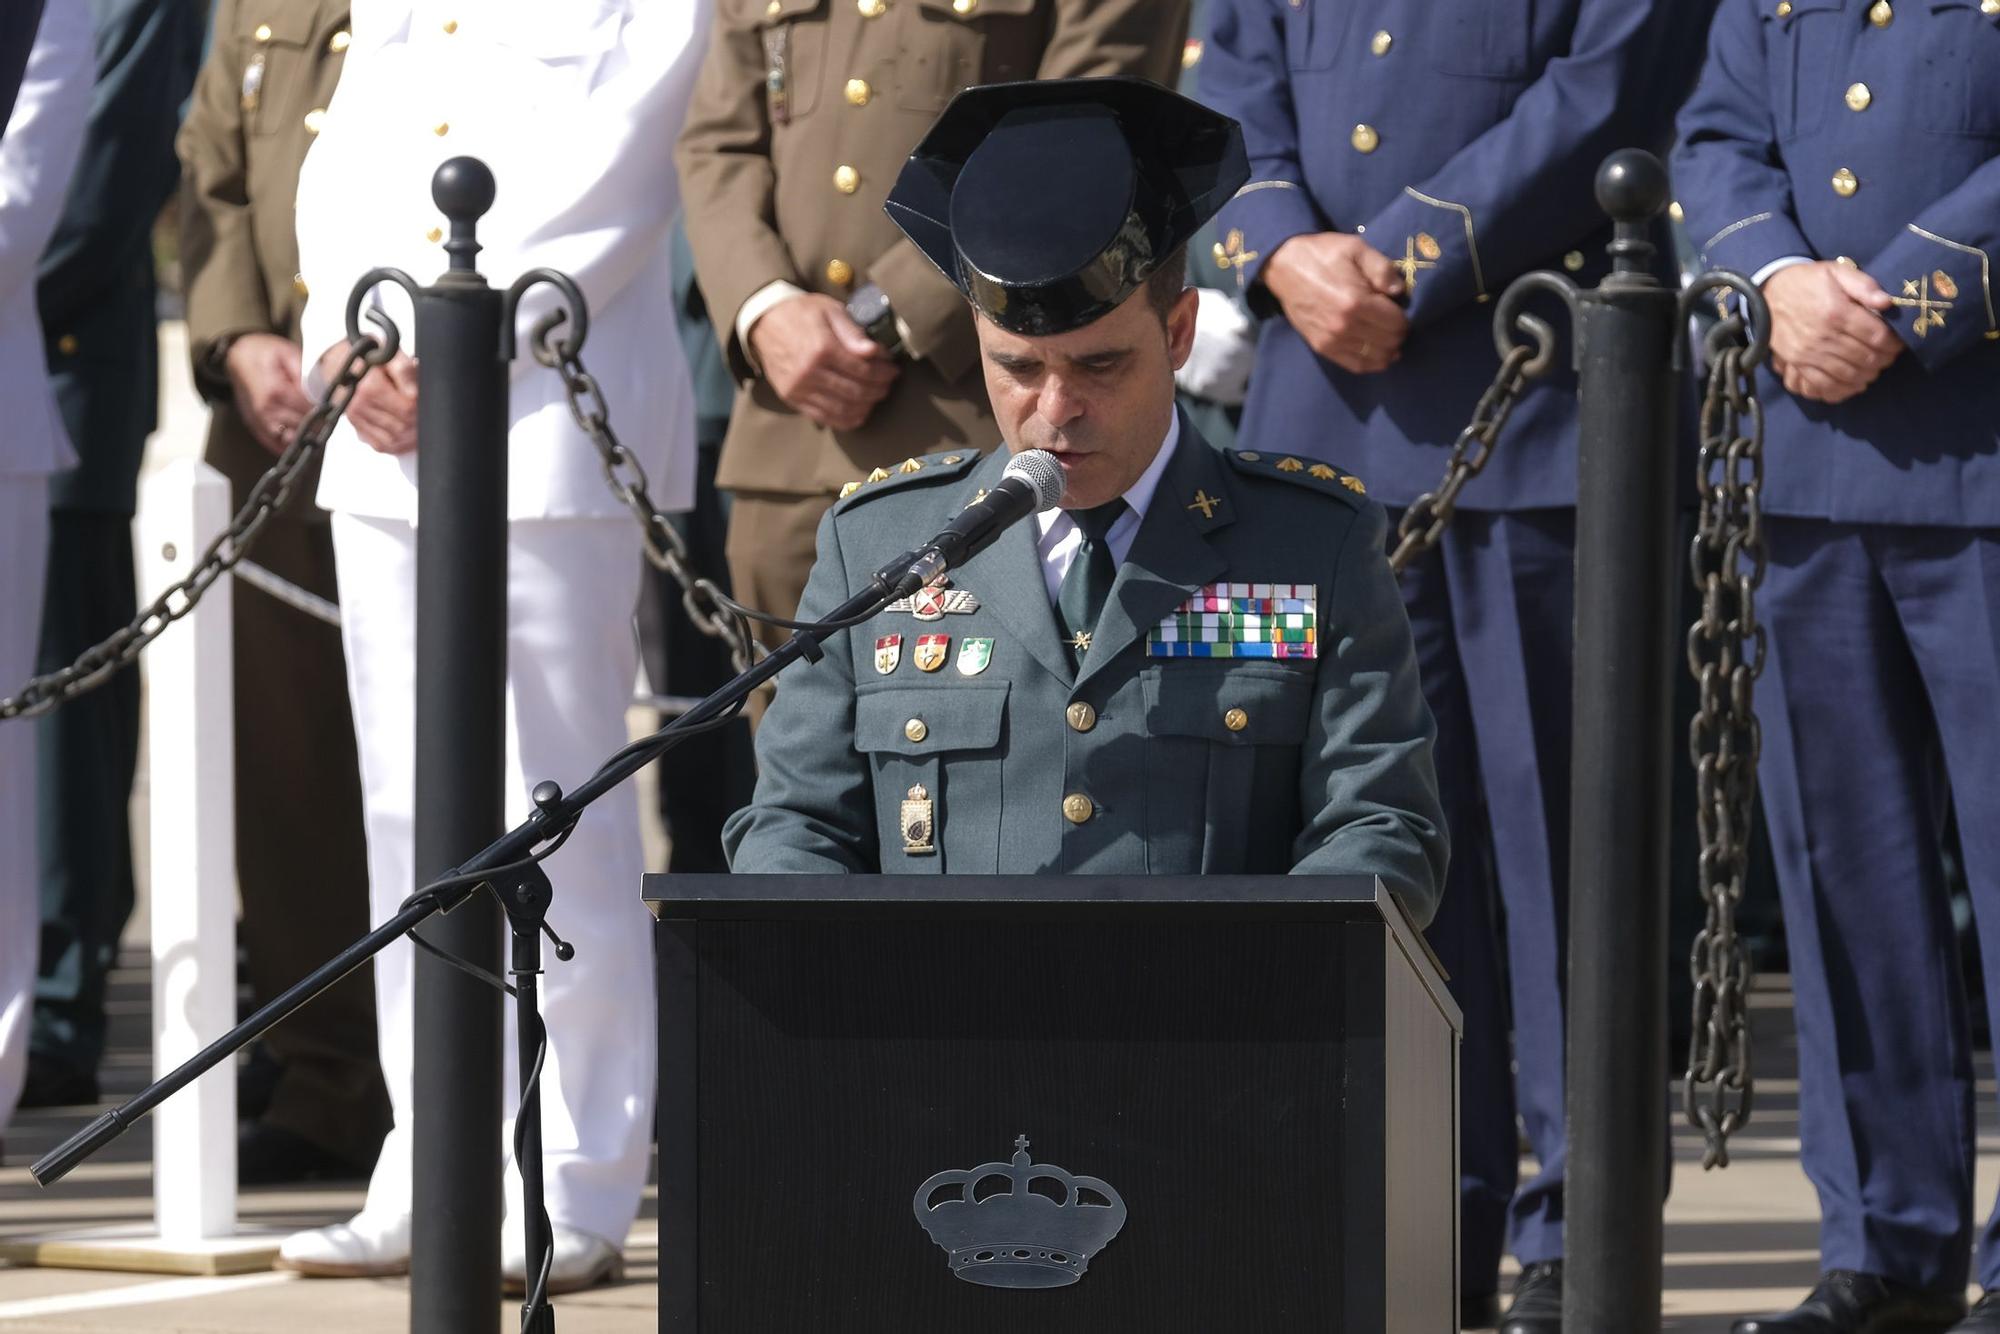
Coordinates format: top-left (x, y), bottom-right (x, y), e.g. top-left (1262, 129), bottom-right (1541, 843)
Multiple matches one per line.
top-left (236, 1121), bottom-right (369, 1186)
top-left (17, 1058), bottom-right (98, 1109)
top-left (1951, 1291), bottom-right (2000, 1331)
top-left (1462, 1290), bottom-right (1503, 1328)
top-left (1733, 1270), bottom-right (1965, 1333)
top-left (1498, 1260), bottom-right (1562, 1334)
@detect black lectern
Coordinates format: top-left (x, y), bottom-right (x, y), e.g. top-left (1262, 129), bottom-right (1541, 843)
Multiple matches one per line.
top-left (644, 875), bottom-right (1460, 1333)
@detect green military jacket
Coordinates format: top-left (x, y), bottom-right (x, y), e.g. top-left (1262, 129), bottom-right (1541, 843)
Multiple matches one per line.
top-left (723, 418), bottom-right (1448, 926)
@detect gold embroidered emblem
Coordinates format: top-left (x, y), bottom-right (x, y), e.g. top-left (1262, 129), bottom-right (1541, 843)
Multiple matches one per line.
top-left (1276, 457), bottom-right (1305, 472)
top-left (1308, 464), bottom-right (1337, 481)
top-left (1215, 228), bottom-right (1260, 289)
top-left (897, 457), bottom-right (924, 474)
top-left (900, 785), bottom-right (935, 855)
top-left (1187, 489), bottom-right (1222, 519)
top-left (1395, 234), bottom-right (1440, 292)
top-left (839, 480), bottom-right (861, 498)
top-left (1070, 631), bottom-right (1092, 654)
top-left (1341, 475), bottom-right (1366, 494)
top-left (866, 467), bottom-right (891, 483)
top-left (1893, 273), bottom-right (1955, 337)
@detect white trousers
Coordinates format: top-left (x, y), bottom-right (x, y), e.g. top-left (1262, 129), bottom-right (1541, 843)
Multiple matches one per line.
top-left (0, 474), bottom-right (50, 1126)
top-left (330, 513), bottom-right (654, 1245)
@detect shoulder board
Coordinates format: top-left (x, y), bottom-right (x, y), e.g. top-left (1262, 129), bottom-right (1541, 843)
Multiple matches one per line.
top-left (833, 449), bottom-right (984, 513)
top-left (1224, 449), bottom-right (1369, 506)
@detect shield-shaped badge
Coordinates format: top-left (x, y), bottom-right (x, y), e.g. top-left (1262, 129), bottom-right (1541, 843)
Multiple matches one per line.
top-left (956, 638), bottom-right (993, 676)
top-left (915, 633), bottom-right (950, 672)
top-left (875, 634), bottom-right (902, 675)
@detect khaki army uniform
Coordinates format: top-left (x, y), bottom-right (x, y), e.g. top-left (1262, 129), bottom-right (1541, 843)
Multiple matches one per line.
top-left (177, 0), bottom-right (389, 1168)
top-left (674, 0), bottom-right (1190, 646)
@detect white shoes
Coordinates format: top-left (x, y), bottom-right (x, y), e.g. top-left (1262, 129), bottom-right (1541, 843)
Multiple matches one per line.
top-left (503, 1222), bottom-right (624, 1296)
top-left (275, 1210), bottom-right (412, 1278)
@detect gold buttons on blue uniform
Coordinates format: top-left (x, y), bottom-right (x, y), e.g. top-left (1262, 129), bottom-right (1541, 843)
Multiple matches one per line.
top-left (1370, 30), bottom-right (1393, 55)
top-left (1845, 83), bottom-right (1872, 112)
top-left (1869, 0), bottom-right (1893, 23)
top-left (904, 718), bottom-right (928, 743)
top-left (1775, 1), bottom-right (1791, 15)
top-left (1223, 708), bottom-right (1249, 732)
top-left (1351, 124), bottom-right (1380, 154)
top-left (1832, 167), bottom-right (1858, 197)
top-left (56, 334), bottom-right (78, 356)
top-left (1564, 251), bottom-right (1586, 272)
top-left (1066, 702), bottom-right (1096, 733)
top-left (1984, 0), bottom-right (1999, 16)
top-left (1063, 793), bottom-right (1094, 824)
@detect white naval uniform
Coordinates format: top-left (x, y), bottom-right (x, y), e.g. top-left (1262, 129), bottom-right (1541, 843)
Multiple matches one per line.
top-left (0, 0), bottom-right (90, 1128)
top-left (293, 0), bottom-right (708, 1246)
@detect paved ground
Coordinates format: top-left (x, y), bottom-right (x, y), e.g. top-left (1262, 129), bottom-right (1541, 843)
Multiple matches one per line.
top-left (6, 329), bottom-right (1996, 1328)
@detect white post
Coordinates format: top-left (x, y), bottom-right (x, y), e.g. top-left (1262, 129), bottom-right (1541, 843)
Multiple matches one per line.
top-left (138, 458), bottom-right (237, 1243)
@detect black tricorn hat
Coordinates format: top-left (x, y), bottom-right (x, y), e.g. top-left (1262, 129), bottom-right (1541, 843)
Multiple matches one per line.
top-left (884, 77), bottom-right (1249, 337)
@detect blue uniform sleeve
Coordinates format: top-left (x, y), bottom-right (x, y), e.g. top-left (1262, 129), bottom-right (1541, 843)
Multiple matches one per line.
top-left (1290, 503), bottom-right (1448, 928)
top-left (722, 510), bottom-right (880, 874)
top-left (1361, 0), bottom-right (1708, 328)
top-left (1201, 0), bottom-right (1325, 301)
top-left (1671, 0), bottom-right (1816, 278)
top-left (1862, 153), bottom-right (2000, 370)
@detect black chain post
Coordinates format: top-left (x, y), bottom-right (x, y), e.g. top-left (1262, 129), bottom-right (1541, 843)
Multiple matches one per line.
top-left (412, 157), bottom-right (509, 1330)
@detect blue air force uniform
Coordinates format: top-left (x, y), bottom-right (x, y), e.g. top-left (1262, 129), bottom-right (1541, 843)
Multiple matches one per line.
top-left (1199, 0), bottom-right (1711, 1297)
top-left (1675, 0), bottom-right (2000, 1300)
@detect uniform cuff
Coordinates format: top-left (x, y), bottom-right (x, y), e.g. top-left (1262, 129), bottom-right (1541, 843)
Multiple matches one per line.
top-left (1215, 179), bottom-right (1324, 317)
top-left (735, 279), bottom-right (808, 376)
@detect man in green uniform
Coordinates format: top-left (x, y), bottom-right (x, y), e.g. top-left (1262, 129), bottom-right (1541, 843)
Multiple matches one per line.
top-left (725, 78), bottom-right (1446, 923)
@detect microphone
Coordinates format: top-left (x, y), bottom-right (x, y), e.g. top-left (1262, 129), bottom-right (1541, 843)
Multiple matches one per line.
top-left (877, 448), bottom-right (1066, 598)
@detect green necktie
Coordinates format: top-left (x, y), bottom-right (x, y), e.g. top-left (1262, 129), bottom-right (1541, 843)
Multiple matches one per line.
top-left (1056, 500), bottom-right (1127, 672)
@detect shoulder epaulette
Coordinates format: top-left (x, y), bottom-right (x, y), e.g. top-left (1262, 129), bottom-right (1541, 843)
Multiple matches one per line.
top-left (834, 449), bottom-right (984, 512)
top-left (1224, 449), bottom-right (1369, 507)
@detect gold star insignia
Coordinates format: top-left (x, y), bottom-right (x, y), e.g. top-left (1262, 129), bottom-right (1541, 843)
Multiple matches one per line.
top-left (866, 466), bottom-right (891, 483)
top-left (1341, 475), bottom-right (1366, 494)
top-left (839, 480), bottom-right (861, 498)
top-left (1308, 464), bottom-right (1337, 481)
top-left (1276, 457), bottom-right (1304, 472)
top-left (897, 457), bottom-right (924, 474)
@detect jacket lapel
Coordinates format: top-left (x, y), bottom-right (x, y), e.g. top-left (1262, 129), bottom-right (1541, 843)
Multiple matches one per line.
top-left (1076, 418), bottom-right (1235, 691)
top-left (953, 452), bottom-right (1076, 687)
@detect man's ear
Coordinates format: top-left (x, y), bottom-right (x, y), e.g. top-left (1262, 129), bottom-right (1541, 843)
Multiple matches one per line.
top-left (1166, 285), bottom-right (1200, 372)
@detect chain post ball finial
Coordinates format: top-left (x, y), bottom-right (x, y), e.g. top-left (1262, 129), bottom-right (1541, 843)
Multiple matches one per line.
top-left (432, 156), bottom-right (497, 272)
top-left (1596, 149), bottom-right (1668, 276)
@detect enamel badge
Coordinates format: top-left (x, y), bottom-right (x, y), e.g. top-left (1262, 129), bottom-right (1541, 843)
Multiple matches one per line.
top-left (901, 784), bottom-right (936, 855)
top-left (956, 638), bottom-right (994, 676)
top-left (888, 586), bottom-right (982, 621)
top-left (914, 633), bottom-right (950, 673)
top-left (875, 634), bottom-right (902, 675)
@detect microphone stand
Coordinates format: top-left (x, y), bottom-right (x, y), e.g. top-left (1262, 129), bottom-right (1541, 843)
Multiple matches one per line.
top-left (31, 564), bottom-right (919, 1331)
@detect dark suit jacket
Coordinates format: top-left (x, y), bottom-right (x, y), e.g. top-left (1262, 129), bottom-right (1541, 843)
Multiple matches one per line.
top-left (36, 0), bottom-right (201, 515)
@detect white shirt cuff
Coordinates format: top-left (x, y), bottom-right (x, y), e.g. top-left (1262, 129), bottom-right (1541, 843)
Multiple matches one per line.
top-left (735, 279), bottom-right (808, 373)
top-left (1752, 255), bottom-right (1815, 288)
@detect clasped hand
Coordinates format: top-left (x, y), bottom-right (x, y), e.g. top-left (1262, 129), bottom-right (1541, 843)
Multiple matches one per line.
top-left (1762, 261), bottom-right (1904, 405)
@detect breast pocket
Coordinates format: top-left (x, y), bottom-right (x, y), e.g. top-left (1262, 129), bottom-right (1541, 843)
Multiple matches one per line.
top-left (1923, 1), bottom-right (2000, 136)
top-left (722, 0), bottom-right (830, 121)
top-left (240, 7), bottom-right (319, 138)
top-left (1283, 1), bottom-right (1352, 71)
top-left (1430, 0), bottom-right (1537, 80)
top-left (1761, 0), bottom-right (1849, 141)
top-left (1143, 664), bottom-right (1313, 874)
top-left (855, 684), bottom-right (1009, 872)
top-left (896, 0), bottom-right (1040, 114)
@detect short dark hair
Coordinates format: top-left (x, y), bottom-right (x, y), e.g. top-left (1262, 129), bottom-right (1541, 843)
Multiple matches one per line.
top-left (1144, 246), bottom-right (1189, 323)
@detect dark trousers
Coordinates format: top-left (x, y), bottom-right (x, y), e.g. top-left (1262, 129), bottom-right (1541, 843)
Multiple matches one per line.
top-left (32, 511), bottom-right (139, 1082)
top-left (1758, 517), bottom-right (2000, 1292)
top-left (1397, 509), bottom-right (1575, 1292)
top-left (638, 444), bottom-right (755, 873)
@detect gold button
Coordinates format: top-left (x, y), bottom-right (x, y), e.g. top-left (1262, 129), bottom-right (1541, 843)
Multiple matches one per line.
top-left (1845, 82), bottom-right (1871, 112)
top-left (1775, 0), bottom-right (1791, 14)
top-left (952, 0), bottom-right (977, 13)
top-left (1985, 0), bottom-right (2000, 15)
top-left (442, 18), bottom-right (458, 33)
top-left (766, 0), bottom-right (781, 13)
top-left (1238, 451), bottom-right (1261, 462)
top-left (303, 107), bottom-right (326, 135)
top-left (292, 273), bottom-right (309, 297)
top-left (834, 164), bottom-right (860, 194)
top-left (1062, 793), bottom-right (1094, 825)
top-left (1831, 167), bottom-right (1858, 197)
top-left (904, 718), bottom-right (928, 743)
top-left (426, 226), bottom-right (444, 243)
top-left (1370, 30), bottom-right (1392, 55)
top-left (1563, 251), bottom-right (1586, 272)
top-left (858, 0), bottom-right (886, 15)
top-left (826, 258), bottom-right (854, 287)
top-left (1669, 200), bottom-right (1684, 223)
top-left (329, 29), bottom-right (351, 52)
top-left (253, 22), bottom-right (272, 42)
top-left (1351, 124), bottom-right (1380, 154)
top-left (1869, 0), bottom-right (1893, 22)
top-left (1066, 702), bottom-right (1097, 733)
top-left (434, 121), bottom-right (450, 137)
top-left (845, 78), bottom-right (871, 106)
top-left (55, 334), bottom-right (77, 356)
top-left (1223, 708), bottom-right (1248, 733)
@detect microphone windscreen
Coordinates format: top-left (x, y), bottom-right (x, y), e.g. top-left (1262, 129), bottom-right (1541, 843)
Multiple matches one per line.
top-left (1001, 448), bottom-right (1066, 512)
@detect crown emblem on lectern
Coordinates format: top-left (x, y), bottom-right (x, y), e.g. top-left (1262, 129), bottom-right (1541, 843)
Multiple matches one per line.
top-left (912, 1135), bottom-right (1128, 1288)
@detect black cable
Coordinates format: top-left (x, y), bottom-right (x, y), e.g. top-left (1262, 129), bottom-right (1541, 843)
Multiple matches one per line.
top-left (394, 819), bottom-right (577, 917)
top-left (408, 931), bottom-right (516, 997)
top-left (584, 691), bottom-right (748, 783)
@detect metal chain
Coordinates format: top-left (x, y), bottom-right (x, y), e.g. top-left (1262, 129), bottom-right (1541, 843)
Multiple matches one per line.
top-left (534, 332), bottom-right (758, 675)
top-left (0, 339), bottom-right (379, 722)
top-left (1684, 315), bottom-right (1766, 1169)
top-left (1388, 342), bottom-right (1540, 574)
